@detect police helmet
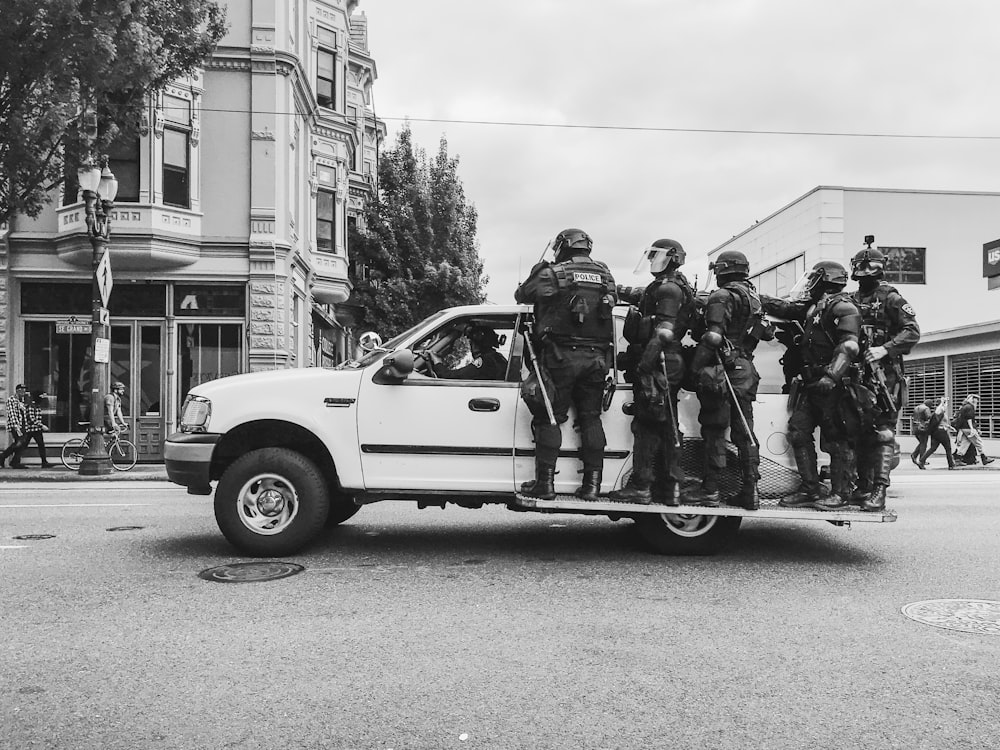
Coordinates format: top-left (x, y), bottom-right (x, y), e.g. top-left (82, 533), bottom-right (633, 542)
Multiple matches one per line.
top-left (804, 260), bottom-right (849, 296)
top-left (710, 250), bottom-right (750, 280)
top-left (851, 246), bottom-right (886, 280)
top-left (547, 228), bottom-right (593, 262)
top-left (634, 238), bottom-right (685, 275)
top-left (465, 324), bottom-right (501, 349)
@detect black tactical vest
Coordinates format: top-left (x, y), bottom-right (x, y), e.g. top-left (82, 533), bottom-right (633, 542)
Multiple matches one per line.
top-left (801, 291), bottom-right (853, 370)
top-left (635, 271), bottom-right (696, 345)
top-left (718, 281), bottom-right (763, 354)
top-left (853, 282), bottom-right (899, 348)
top-left (537, 257), bottom-right (615, 343)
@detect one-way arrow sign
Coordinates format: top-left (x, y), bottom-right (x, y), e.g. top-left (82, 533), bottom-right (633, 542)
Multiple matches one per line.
top-left (97, 252), bottom-right (113, 308)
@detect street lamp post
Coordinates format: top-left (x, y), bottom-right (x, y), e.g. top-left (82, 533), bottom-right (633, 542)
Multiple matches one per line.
top-left (77, 160), bottom-right (118, 476)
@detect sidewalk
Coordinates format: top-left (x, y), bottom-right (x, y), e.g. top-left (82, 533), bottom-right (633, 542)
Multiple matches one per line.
top-left (0, 462), bottom-right (168, 482)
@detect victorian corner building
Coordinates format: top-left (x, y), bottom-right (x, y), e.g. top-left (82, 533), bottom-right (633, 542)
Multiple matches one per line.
top-left (709, 185), bottom-right (1000, 440)
top-left (0, 1), bottom-right (383, 461)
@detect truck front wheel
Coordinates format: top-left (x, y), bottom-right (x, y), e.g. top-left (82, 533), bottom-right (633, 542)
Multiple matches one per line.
top-left (635, 513), bottom-right (742, 556)
top-left (215, 448), bottom-right (329, 557)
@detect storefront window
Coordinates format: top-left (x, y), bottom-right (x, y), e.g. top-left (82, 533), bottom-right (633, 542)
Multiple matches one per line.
top-left (174, 285), bottom-right (246, 317)
top-left (21, 283), bottom-right (166, 316)
top-left (178, 323), bottom-right (244, 406)
top-left (23, 322), bottom-right (93, 432)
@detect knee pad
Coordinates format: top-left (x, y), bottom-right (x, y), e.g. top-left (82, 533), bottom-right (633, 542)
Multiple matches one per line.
top-left (874, 427), bottom-right (894, 446)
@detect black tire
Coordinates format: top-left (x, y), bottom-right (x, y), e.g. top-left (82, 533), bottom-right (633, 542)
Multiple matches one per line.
top-left (214, 448), bottom-right (329, 557)
top-left (635, 513), bottom-right (742, 556)
top-left (61, 437), bottom-right (87, 471)
top-left (109, 439), bottom-right (138, 471)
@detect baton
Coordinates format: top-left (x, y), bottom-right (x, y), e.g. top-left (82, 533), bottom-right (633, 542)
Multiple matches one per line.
top-left (660, 353), bottom-right (681, 448)
top-left (523, 322), bottom-right (556, 426)
top-left (719, 353), bottom-right (758, 447)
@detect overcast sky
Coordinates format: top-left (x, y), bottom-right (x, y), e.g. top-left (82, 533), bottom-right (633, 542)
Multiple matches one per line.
top-left (362, 0), bottom-right (1000, 302)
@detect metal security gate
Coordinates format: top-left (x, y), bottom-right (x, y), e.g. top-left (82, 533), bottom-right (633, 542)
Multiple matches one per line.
top-left (951, 351), bottom-right (1000, 438)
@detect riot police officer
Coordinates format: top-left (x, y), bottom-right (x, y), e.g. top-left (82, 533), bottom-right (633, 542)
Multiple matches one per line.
top-left (762, 261), bottom-right (862, 510)
top-left (515, 228), bottom-right (618, 501)
top-left (849, 237), bottom-right (920, 511)
top-left (609, 239), bottom-right (697, 505)
top-left (690, 250), bottom-right (771, 510)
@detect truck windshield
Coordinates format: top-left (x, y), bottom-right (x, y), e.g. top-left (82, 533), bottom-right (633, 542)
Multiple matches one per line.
top-left (334, 311), bottom-right (450, 369)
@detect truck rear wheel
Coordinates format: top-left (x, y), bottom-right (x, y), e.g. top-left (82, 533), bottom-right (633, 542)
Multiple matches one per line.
top-left (635, 512), bottom-right (742, 555)
top-left (215, 448), bottom-right (329, 557)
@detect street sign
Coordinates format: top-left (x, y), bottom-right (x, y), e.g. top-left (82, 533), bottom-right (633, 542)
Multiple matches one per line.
top-left (97, 252), bottom-right (113, 307)
top-left (56, 316), bottom-right (91, 335)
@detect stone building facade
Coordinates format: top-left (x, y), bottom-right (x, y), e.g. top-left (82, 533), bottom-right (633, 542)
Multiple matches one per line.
top-left (2, 0), bottom-right (383, 461)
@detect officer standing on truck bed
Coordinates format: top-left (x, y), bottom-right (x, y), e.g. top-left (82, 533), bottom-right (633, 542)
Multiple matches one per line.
top-left (515, 228), bottom-right (618, 501)
top-left (690, 250), bottom-right (772, 510)
top-left (761, 261), bottom-right (862, 510)
top-left (610, 239), bottom-right (696, 506)
top-left (849, 236), bottom-right (920, 511)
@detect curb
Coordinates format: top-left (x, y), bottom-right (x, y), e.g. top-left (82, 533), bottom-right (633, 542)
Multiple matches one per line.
top-left (0, 465), bottom-right (169, 482)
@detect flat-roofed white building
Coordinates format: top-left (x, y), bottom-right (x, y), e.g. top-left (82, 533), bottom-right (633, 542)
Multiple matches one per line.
top-left (709, 186), bottom-right (1000, 439)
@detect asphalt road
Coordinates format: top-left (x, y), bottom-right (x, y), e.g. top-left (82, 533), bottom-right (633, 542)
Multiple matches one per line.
top-left (2, 471), bottom-right (999, 750)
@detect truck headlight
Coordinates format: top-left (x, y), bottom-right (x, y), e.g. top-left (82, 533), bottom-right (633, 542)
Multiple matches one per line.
top-left (180, 395), bottom-right (212, 433)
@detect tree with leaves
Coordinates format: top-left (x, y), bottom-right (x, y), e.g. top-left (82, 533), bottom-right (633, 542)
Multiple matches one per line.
top-left (0, 0), bottom-right (227, 226)
top-left (349, 126), bottom-right (487, 337)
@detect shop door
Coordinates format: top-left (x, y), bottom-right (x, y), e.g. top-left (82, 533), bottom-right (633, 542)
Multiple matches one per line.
top-left (111, 322), bottom-right (166, 462)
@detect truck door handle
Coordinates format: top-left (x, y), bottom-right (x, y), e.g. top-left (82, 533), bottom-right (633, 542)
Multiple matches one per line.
top-left (469, 398), bottom-right (500, 412)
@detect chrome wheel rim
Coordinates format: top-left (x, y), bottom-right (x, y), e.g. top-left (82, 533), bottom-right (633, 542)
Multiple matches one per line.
top-left (658, 513), bottom-right (718, 537)
top-left (236, 473), bottom-right (299, 536)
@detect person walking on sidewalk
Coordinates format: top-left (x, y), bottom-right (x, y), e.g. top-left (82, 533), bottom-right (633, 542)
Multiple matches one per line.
top-left (910, 399), bottom-right (933, 468)
top-left (24, 390), bottom-right (52, 468)
top-left (953, 394), bottom-right (994, 466)
top-left (920, 396), bottom-right (955, 469)
top-left (0, 384), bottom-right (30, 468)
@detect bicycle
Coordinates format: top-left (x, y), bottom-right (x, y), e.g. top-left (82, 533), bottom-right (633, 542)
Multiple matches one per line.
top-left (61, 423), bottom-right (138, 471)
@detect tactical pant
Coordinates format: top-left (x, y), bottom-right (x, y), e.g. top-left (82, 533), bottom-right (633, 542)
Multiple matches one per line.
top-left (787, 385), bottom-right (855, 498)
top-left (528, 343), bottom-right (609, 471)
top-left (855, 406), bottom-right (898, 493)
top-left (698, 357), bottom-right (759, 487)
top-left (628, 395), bottom-right (683, 493)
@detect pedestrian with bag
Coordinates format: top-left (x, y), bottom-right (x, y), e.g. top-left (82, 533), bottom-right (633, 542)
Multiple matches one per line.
top-left (920, 397), bottom-right (955, 469)
top-left (910, 399), bottom-right (933, 468)
top-left (609, 239), bottom-right (696, 506)
top-left (515, 228), bottom-right (618, 500)
top-left (952, 394), bottom-right (994, 466)
top-left (24, 389), bottom-right (52, 468)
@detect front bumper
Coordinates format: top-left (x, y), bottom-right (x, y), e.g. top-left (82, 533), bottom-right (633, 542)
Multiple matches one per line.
top-left (164, 432), bottom-right (220, 490)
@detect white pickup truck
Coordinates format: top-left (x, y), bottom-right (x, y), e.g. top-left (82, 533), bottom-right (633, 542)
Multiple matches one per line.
top-left (164, 303), bottom-right (895, 557)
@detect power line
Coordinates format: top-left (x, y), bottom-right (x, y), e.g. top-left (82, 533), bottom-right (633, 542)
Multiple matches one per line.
top-left (167, 105), bottom-right (1000, 141)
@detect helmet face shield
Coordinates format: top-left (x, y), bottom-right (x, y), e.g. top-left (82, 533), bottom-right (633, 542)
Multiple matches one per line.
top-left (851, 248), bottom-right (885, 279)
top-left (634, 245), bottom-right (683, 275)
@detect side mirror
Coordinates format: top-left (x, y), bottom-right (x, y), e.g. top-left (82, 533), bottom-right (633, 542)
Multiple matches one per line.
top-left (373, 349), bottom-right (414, 384)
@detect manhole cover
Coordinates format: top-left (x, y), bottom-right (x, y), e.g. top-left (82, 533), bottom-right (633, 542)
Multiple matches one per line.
top-left (13, 534), bottom-right (55, 540)
top-left (901, 599), bottom-right (1000, 635)
top-left (107, 526), bottom-right (144, 532)
top-left (198, 561), bottom-right (305, 583)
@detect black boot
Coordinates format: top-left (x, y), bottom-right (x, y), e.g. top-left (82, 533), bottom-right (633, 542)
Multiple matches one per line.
top-left (520, 465), bottom-right (555, 500)
top-left (698, 473), bottom-right (721, 507)
top-left (861, 484), bottom-right (887, 512)
top-left (575, 469), bottom-right (602, 502)
top-left (609, 482), bottom-right (652, 504)
top-left (727, 445), bottom-right (760, 510)
top-left (649, 447), bottom-right (679, 506)
top-left (781, 444), bottom-right (822, 507)
top-left (813, 446), bottom-right (850, 511)
top-left (982, 454), bottom-right (995, 466)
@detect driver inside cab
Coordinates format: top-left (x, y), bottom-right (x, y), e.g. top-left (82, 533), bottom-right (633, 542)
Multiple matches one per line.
top-left (427, 324), bottom-right (509, 380)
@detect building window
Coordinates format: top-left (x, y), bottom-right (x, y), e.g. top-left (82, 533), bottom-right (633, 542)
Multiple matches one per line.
top-left (174, 284), bottom-right (246, 317)
top-left (881, 247), bottom-right (925, 285)
top-left (108, 136), bottom-right (140, 203)
top-left (951, 351), bottom-right (1000, 439)
top-left (317, 189), bottom-right (335, 253)
top-left (178, 323), bottom-right (244, 408)
top-left (749, 255), bottom-right (806, 298)
top-left (162, 127), bottom-right (190, 208)
top-left (317, 48), bottom-right (336, 109)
